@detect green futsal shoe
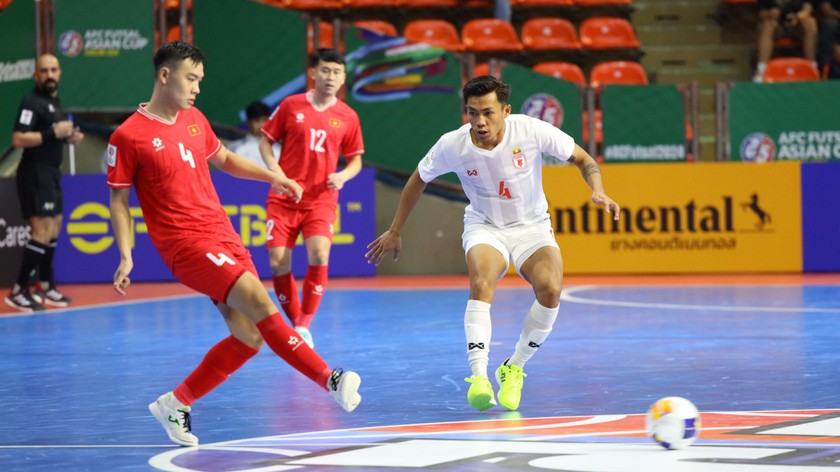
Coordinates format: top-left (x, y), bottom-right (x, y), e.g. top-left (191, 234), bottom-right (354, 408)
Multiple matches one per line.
top-left (465, 375), bottom-right (497, 411)
top-left (495, 360), bottom-right (527, 411)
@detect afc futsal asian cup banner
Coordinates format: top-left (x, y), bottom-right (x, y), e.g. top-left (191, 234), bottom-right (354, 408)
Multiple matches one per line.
top-left (52, 0), bottom-right (153, 109)
top-left (729, 81), bottom-right (840, 162)
top-left (54, 170), bottom-right (376, 284)
top-left (544, 161), bottom-right (802, 274)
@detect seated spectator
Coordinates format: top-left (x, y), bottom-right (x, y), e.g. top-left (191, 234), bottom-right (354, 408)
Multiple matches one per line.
top-left (818, 0), bottom-right (840, 73)
top-left (753, 0), bottom-right (818, 82)
top-left (228, 101), bottom-right (280, 168)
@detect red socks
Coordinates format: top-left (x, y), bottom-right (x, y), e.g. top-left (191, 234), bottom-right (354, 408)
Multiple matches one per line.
top-left (256, 313), bottom-right (331, 389)
top-left (272, 273), bottom-right (301, 326)
top-left (299, 265), bottom-right (328, 328)
top-left (173, 336), bottom-right (258, 405)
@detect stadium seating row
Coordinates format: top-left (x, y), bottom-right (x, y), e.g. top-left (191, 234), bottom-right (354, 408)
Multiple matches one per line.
top-left (350, 16), bottom-right (640, 53)
top-left (264, 0), bottom-right (630, 9)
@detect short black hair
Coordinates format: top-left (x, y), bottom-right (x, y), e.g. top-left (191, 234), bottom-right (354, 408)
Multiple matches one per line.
top-left (462, 75), bottom-right (512, 106)
top-left (245, 101), bottom-right (271, 121)
top-left (309, 48), bottom-right (345, 68)
top-left (153, 41), bottom-right (206, 76)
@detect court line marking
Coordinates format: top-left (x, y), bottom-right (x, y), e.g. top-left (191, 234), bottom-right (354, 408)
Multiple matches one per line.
top-left (561, 285), bottom-right (840, 314)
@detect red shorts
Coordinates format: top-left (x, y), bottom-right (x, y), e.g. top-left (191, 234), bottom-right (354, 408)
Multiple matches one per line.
top-left (167, 237), bottom-right (258, 304)
top-left (266, 200), bottom-right (336, 249)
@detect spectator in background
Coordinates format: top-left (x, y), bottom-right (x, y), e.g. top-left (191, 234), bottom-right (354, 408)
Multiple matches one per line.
top-left (6, 54), bottom-right (84, 313)
top-left (818, 0), bottom-right (840, 74)
top-left (754, 0), bottom-right (818, 82)
top-left (227, 101), bottom-right (280, 168)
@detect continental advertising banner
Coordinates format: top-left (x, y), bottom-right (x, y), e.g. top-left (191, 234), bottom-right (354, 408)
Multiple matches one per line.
top-left (0, 0), bottom-right (35, 152)
top-left (601, 85), bottom-right (686, 162)
top-left (544, 161), bottom-right (802, 273)
top-left (55, 170), bottom-right (376, 283)
top-left (53, 0), bottom-right (153, 109)
top-left (730, 81), bottom-right (840, 162)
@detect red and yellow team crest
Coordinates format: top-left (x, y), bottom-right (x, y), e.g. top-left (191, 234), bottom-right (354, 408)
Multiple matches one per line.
top-left (512, 147), bottom-right (527, 169)
top-left (187, 124), bottom-right (201, 136)
top-left (329, 118), bottom-right (341, 128)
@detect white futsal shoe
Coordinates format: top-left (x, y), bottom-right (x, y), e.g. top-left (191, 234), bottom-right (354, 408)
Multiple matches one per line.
top-left (328, 368), bottom-right (362, 412)
top-left (149, 392), bottom-right (199, 447)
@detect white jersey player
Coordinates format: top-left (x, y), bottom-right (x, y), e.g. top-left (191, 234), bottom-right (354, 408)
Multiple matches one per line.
top-left (366, 75), bottom-right (620, 412)
top-left (419, 114), bottom-right (574, 228)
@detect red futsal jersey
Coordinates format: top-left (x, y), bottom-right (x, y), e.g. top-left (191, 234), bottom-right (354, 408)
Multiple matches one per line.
top-left (107, 105), bottom-right (237, 261)
top-left (261, 91), bottom-right (364, 209)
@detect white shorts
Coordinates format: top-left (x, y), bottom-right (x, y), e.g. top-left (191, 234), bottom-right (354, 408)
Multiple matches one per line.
top-left (462, 217), bottom-right (560, 278)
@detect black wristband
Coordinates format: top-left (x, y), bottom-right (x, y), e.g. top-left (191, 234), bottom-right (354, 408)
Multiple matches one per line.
top-left (42, 128), bottom-right (56, 142)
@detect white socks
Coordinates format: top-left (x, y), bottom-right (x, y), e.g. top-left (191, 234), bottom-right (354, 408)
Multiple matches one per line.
top-left (508, 300), bottom-right (558, 368)
top-left (464, 299), bottom-right (492, 378)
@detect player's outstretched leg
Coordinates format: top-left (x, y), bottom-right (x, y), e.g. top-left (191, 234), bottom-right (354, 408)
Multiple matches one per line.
top-left (495, 359), bottom-right (527, 411)
top-left (464, 375), bottom-right (497, 411)
top-left (328, 368), bottom-right (362, 412)
top-left (148, 392), bottom-right (198, 447)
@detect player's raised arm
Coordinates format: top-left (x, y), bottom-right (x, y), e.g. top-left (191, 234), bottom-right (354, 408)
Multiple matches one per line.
top-left (568, 144), bottom-right (620, 221)
top-left (110, 187), bottom-right (134, 295)
top-left (211, 145), bottom-right (302, 203)
top-left (365, 169), bottom-right (428, 266)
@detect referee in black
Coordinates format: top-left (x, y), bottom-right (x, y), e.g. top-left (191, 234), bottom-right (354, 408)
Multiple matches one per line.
top-left (5, 54), bottom-right (83, 312)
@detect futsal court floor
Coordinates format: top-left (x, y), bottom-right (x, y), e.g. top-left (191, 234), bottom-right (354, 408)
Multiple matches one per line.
top-left (2, 273), bottom-right (840, 471)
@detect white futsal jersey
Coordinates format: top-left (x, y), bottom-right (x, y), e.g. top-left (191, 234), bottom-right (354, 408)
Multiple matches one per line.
top-left (417, 114), bottom-right (576, 228)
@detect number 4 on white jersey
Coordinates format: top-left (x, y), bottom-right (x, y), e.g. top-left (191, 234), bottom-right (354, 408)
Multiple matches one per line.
top-left (206, 252), bottom-right (236, 267)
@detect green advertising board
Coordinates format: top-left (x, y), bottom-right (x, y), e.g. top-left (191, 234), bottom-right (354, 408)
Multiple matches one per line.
top-left (53, 0), bottom-right (154, 110)
top-left (502, 62), bottom-right (583, 159)
top-left (601, 84), bottom-right (686, 162)
top-left (729, 81), bottom-right (840, 162)
top-left (0, 0), bottom-right (36, 153)
top-left (194, 0), bottom-right (307, 126)
top-left (344, 27), bottom-right (463, 178)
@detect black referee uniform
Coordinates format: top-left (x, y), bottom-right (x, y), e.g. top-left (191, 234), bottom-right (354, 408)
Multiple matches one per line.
top-left (13, 86), bottom-right (66, 219)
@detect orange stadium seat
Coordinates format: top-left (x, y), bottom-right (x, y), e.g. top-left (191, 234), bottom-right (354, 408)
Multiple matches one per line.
top-left (404, 19), bottom-right (464, 51)
top-left (166, 24), bottom-right (193, 43)
top-left (165, 0), bottom-right (193, 10)
top-left (574, 0), bottom-right (631, 5)
top-left (401, 0), bottom-right (458, 6)
top-left (461, 18), bottom-right (523, 52)
top-left (307, 21), bottom-right (334, 50)
top-left (763, 57), bottom-right (820, 82)
top-left (353, 20), bottom-right (398, 36)
top-left (589, 60), bottom-right (648, 90)
top-left (343, 0), bottom-right (398, 7)
top-left (521, 18), bottom-right (581, 51)
top-left (514, 0), bottom-right (574, 6)
top-left (579, 17), bottom-right (641, 50)
top-left (532, 61), bottom-right (586, 86)
top-left (271, 0), bottom-right (341, 10)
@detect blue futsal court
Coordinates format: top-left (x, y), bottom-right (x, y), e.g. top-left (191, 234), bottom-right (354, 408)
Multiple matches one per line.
top-left (2, 276), bottom-right (840, 471)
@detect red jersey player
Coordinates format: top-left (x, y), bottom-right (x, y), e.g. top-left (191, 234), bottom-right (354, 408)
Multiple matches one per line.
top-left (107, 42), bottom-right (361, 447)
top-left (258, 49), bottom-right (364, 349)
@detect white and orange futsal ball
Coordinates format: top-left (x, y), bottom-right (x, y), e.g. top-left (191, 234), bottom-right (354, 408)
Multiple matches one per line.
top-left (645, 396), bottom-right (701, 450)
